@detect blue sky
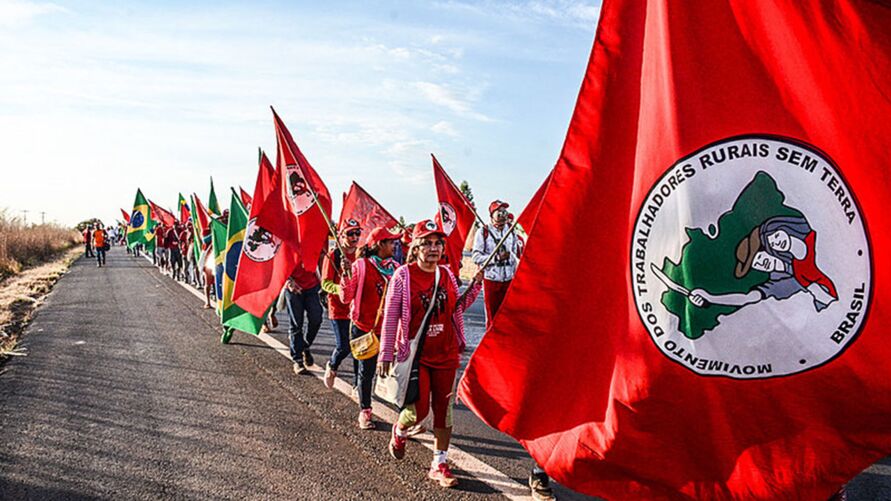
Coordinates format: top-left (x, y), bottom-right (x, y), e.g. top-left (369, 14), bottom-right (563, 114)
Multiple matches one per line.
top-left (0, 0), bottom-right (598, 226)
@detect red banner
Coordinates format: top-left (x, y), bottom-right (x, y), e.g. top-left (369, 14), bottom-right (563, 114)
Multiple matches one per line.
top-left (340, 182), bottom-right (399, 246)
top-left (459, 1), bottom-right (891, 499)
top-left (432, 154), bottom-right (476, 277)
top-left (148, 200), bottom-right (176, 226)
top-left (120, 208), bottom-right (130, 224)
top-left (257, 107), bottom-right (332, 273)
top-left (239, 187), bottom-right (253, 211)
top-left (232, 152), bottom-right (299, 317)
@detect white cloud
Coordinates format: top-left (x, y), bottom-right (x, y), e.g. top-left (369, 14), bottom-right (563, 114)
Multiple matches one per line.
top-left (431, 120), bottom-right (459, 137)
top-left (435, 0), bottom-right (600, 29)
top-left (414, 81), bottom-right (492, 122)
top-left (0, 0), bottom-right (66, 27)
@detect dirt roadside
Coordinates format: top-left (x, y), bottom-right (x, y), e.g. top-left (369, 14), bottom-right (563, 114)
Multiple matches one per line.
top-left (0, 247), bottom-right (81, 363)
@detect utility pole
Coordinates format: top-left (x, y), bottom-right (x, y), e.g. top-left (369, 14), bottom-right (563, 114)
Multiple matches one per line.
top-left (21, 210), bottom-right (28, 225)
top-left (40, 212), bottom-right (46, 225)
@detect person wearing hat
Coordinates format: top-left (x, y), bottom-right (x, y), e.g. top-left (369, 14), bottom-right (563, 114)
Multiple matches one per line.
top-left (472, 200), bottom-right (522, 323)
top-left (689, 215), bottom-right (837, 311)
top-left (378, 219), bottom-right (483, 488)
top-left (338, 225), bottom-right (400, 429)
top-left (321, 219), bottom-right (362, 390)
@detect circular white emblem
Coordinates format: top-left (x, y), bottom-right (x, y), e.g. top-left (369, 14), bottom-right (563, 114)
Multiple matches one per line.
top-left (438, 202), bottom-right (457, 236)
top-left (285, 163), bottom-right (315, 215)
top-left (244, 218), bottom-right (281, 263)
top-left (631, 136), bottom-right (871, 379)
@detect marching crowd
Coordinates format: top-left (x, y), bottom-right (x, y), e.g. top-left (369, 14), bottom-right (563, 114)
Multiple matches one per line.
top-left (101, 199), bottom-right (557, 500)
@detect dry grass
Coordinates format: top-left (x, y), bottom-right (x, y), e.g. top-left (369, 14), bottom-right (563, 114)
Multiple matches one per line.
top-left (0, 247), bottom-right (80, 359)
top-left (0, 210), bottom-right (79, 280)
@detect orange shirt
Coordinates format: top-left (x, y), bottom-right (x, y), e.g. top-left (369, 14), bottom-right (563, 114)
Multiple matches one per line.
top-left (93, 229), bottom-right (106, 249)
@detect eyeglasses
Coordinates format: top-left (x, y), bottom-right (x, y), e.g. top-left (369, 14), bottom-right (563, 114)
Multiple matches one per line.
top-left (346, 230), bottom-right (361, 237)
top-left (418, 240), bottom-right (445, 249)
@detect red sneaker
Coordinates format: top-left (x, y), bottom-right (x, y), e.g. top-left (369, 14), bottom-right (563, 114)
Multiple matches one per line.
top-left (388, 423), bottom-right (406, 460)
top-left (428, 462), bottom-right (458, 488)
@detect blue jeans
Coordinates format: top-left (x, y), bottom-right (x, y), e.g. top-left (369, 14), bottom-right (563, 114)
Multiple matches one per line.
top-left (329, 319), bottom-right (358, 386)
top-left (351, 324), bottom-right (378, 410)
top-left (285, 285), bottom-right (323, 362)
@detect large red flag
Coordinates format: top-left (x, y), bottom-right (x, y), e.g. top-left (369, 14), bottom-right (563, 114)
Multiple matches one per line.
top-left (120, 208), bottom-right (130, 224)
top-left (232, 152), bottom-right (299, 317)
top-left (340, 182), bottom-right (399, 246)
top-left (459, 1), bottom-right (891, 499)
top-left (257, 107), bottom-right (332, 272)
top-left (516, 170), bottom-right (552, 237)
top-left (432, 154), bottom-right (476, 277)
top-left (148, 200), bottom-right (176, 226)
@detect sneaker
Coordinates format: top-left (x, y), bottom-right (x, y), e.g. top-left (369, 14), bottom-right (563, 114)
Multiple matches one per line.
top-left (358, 409), bottom-right (374, 430)
top-left (529, 471), bottom-right (556, 501)
top-left (302, 350), bottom-right (314, 368)
top-left (293, 360), bottom-right (308, 375)
top-left (406, 424), bottom-right (427, 437)
top-left (388, 423), bottom-right (406, 460)
top-left (428, 462), bottom-right (458, 488)
top-left (324, 362), bottom-right (337, 389)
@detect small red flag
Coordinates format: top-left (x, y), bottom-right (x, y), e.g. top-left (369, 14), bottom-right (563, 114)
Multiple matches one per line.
top-left (191, 193), bottom-right (210, 237)
top-left (432, 154), bottom-right (476, 277)
top-left (148, 200), bottom-right (176, 226)
top-left (256, 107), bottom-right (332, 273)
top-left (459, 1), bottom-right (891, 499)
top-left (239, 186), bottom-right (253, 210)
top-left (120, 208), bottom-right (130, 224)
top-left (232, 152), bottom-right (299, 317)
top-left (340, 182), bottom-right (399, 246)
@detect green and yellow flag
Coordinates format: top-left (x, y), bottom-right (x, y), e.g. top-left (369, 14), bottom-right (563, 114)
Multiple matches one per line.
top-left (126, 189), bottom-right (151, 248)
top-left (221, 191), bottom-right (266, 335)
top-left (210, 215), bottom-right (227, 316)
top-left (208, 177), bottom-right (221, 216)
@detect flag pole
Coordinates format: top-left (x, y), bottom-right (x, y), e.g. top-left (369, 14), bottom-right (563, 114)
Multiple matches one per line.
top-left (457, 218), bottom-right (520, 305)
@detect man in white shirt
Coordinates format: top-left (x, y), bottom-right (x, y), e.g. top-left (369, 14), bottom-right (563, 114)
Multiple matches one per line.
top-left (472, 200), bottom-right (522, 324)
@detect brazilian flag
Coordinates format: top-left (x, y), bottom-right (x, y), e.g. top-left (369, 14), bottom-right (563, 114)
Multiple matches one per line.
top-left (208, 177), bottom-right (221, 216)
top-left (221, 192), bottom-right (266, 337)
top-left (145, 217), bottom-right (157, 252)
top-left (210, 215), bottom-right (227, 317)
top-left (126, 189), bottom-right (151, 248)
top-left (189, 195), bottom-right (203, 265)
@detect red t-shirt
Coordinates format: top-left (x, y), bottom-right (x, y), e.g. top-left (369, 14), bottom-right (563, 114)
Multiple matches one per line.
top-left (354, 260), bottom-right (387, 333)
top-left (165, 227), bottom-right (179, 249)
top-left (290, 264), bottom-right (321, 290)
top-left (407, 264), bottom-right (459, 369)
top-left (322, 250), bottom-right (355, 320)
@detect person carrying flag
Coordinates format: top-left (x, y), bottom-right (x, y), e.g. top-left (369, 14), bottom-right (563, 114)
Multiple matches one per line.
top-left (338, 226), bottom-right (399, 429)
top-left (378, 220), bottom-right (482, 488)
top-left (321, 219), bottom-right (362, 390)
top-left (472, 200), bottom-right (522, 324)
top-left (286, 263), bottom-right (323, 375)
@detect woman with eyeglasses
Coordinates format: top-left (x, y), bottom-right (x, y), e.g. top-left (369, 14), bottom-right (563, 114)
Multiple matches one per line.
top-left (321, 219), bottom-right (363, 392)
top-left (339, 226), bottom-right (400, 429)
top-left (378, 219), bottom-right (483, 488)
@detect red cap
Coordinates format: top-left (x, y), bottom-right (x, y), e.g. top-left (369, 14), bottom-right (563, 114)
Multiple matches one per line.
top-left (366, 226), bottom-right (401, 245)
top-left (489, 200), bottom-right (509, 215)
top-left (412, 219), bottom-right (446, 241)
top-left (339, 218), bottom-right (362, 235)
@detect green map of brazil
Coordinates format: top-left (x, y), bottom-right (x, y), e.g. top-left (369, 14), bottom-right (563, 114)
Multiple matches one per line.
top-left (658, 171), bottom-right (803, 339)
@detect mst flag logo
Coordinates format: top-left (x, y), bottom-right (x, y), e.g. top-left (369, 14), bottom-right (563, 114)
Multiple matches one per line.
top-left (632, 136), bottom-right (872, 379)
top-left (243, 218), bottom-right (281, 263)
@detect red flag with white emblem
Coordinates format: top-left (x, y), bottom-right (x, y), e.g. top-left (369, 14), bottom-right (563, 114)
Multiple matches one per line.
top-left (432, 154), bottom-right (476, 277)
top-left (232, 152), bottom-right (299, 317)
top-left (257, 107), bottom-right (333, 273)
top-left (459, 1), bottom-right (891, 499)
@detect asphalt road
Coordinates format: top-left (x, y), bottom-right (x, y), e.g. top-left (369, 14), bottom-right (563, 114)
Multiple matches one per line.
top-left (1, 247), bottom-right (889, 500)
